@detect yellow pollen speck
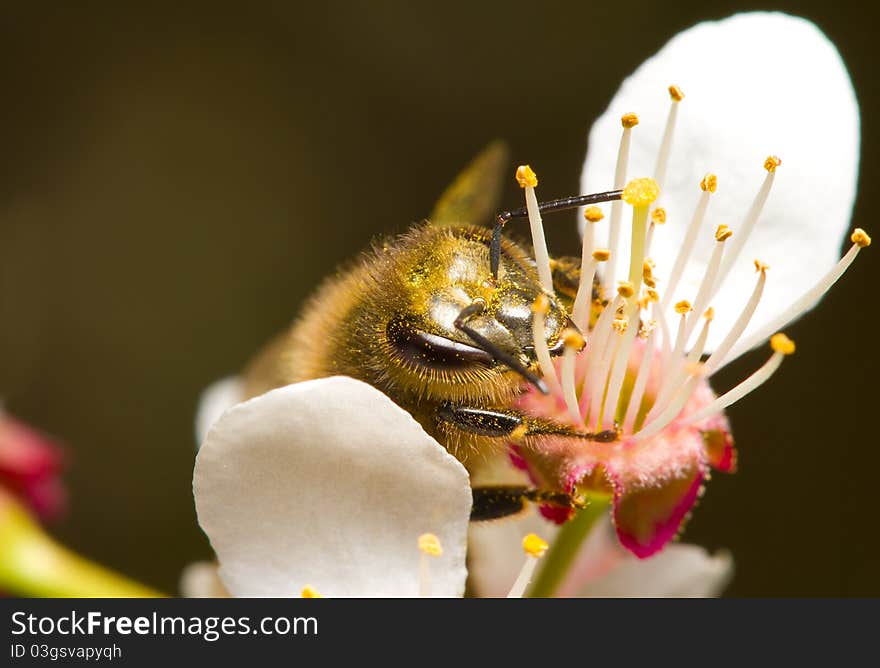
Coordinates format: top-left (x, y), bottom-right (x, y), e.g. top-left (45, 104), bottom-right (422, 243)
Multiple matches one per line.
top-left (418, 533), bottom-right (443, 556)
top-left (510, 424), bottom-right (528, 441)
top-left (622, 178), bottom-right (660, 207)
top-left (715, 225), bottom-right (733, 242)
top-left (531, 294), bottom-right (550, 315)
top-left (646, 288), bottom-right (660, 302)
top-left (754, 259), bottom-right (770, 273)
top-left (592, 248), bottom-right (611, 262)
top-left (301, 586), bottom-right (322, 598)
top-left (851, 228), bottom-right (872, 248)
top-left (704, 307), bottom-right (715, 321)
top-left (770, 333), bottom-right (796, 355)
top-left (700, 173), bottom-right (718, 193)
top-left (617, 281), bottom-right (635, 298)
top-left (612, 317), bottom-right (628, 333)
top-left (764, 156), bottom-right (782, 173)
top-left (584, 206), bottom-right (604, 222)
top-left (668, 85), bottom-right (685, 101)
top-left (562, 327), bottom-right (586, 349)
top-left (638, 319), bottom-right (657, 338)
top-left (522, 533), bottom-right (549, 558)
top-left (651, 207), bottom-right (667, 224)
top-left (675, 300), bottom-right (693, 314)
top-left (516, 165), bottom-right (538, 188)
top-left (621, 112), bottom-right (640, 128)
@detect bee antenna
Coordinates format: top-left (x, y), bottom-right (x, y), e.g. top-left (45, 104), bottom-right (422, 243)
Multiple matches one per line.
top-left (454, 300), bottom-right (549, 395)
top-left (490, 189), bottom-right (624, 279)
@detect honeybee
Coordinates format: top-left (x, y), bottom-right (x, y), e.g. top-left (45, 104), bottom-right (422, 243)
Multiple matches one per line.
top-left (242, 143), bottom-right (621, 521)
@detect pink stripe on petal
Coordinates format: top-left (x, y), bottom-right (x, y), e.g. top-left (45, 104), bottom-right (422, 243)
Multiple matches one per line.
top-left (612, 465), bottom-right (705, 559)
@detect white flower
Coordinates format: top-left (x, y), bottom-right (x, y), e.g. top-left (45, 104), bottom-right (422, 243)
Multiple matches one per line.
top-left (190, 12), bottom-right (863, 597)
top-left (581, 11), bottom-right (859, 356)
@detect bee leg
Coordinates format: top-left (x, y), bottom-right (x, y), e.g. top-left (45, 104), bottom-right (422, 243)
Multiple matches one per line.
top-left (436, 404), bottom-right (619, 442)
top-left (471, 486), bottom-right (580, 521)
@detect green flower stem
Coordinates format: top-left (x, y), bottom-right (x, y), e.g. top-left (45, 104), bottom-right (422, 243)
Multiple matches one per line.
top-left (0, 496), bottom-right (165, 597)
top-left (527, 497), bottom-right (610, 598)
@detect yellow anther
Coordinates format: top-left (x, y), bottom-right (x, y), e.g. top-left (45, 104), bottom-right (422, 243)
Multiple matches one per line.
top-left (531, 294), bottom-right (550, 315)
top-left (770, 333), bottom-right (796, 355)
top-left (516, 165), bottom-right (538, 188)
top-left (622, 178), bottom-right (660, 207)
top-left (301, 586), bottom-right (322, 598)
top-left (685, 361), bottom-right (707, 376)
top-left (592, 248), bottom-right (611, 262)
top-left (562, 327), bottom-right (586, 350)
top-left (562, 327), bottom-right (587, 350)
top-left (715, 225), bottom-right (734, 242)
top-left (651, 207), bottom-right (667, 225)
top-left (418, 533), bottom-right (443, 556)
top-left (621, 112), bottom-right (640, 129)
top-left (583, 206), bottom-right (604, 222)
top-left (764, 156), bottom-right (782, 173)
top-left (668, 85), bottom-right (685, 101)
top-left (851, 228), bottom-right (872, 248)
top-left (754, 259), bottom-right (769, 273)
top-left (645, 288), bottom-right (660, 302)
top-left (675, 300), bottom-right (693, 314)
top-left (700, 173), bottom-right (718, 193)
top-left (704, 307), bottom-right (715, 321)
top-left (522, 533), bottom-right (549, 558)
top-left (612, 317), bottom-right (629, 333)
top-left (617, 281), bottom-right (635, 298)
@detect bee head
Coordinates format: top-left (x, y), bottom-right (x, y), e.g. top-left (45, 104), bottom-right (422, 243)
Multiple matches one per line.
top-left (384, 226), bottom-right (578, 396)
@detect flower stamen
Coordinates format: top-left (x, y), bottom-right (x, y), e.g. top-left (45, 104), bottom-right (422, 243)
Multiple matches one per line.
top-left (720, 229), bottom-right (871, 367)
top-left (561, 328), bottom-right (586, 423)
top-left (418, 533), bottom-right (443, 598)
top-left (507, 533), bottom-right (549, 598)
top-left (604, 113), bottom-right (639, 292)
top-left (653, 85), bottom-right (684, 192)
top-left (712, 157), bottom-right (780, 296)
top-left (703, 260), bottom-right (768, 374)
top-left (682, 334), bottom-right (795, 426)
top-left (517, 165), bottom-right (554, 293)
top-left (660, 174), bottom-right (718, 312)
top-left (572, 207), bottom-right (604, 331)
top-left (531, 295), bottom-right (562, 396)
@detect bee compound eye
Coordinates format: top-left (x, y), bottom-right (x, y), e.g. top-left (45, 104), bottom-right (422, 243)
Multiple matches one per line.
top-left (386, 317), bottom-right (494, 370)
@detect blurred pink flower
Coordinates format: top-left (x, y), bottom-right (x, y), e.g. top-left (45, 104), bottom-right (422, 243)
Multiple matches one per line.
top-left (0, 413), bottom-right (66, 521)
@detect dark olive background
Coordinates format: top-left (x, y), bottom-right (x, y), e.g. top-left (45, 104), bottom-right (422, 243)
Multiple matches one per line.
top-left (0, 1), bottom-right (876, 596)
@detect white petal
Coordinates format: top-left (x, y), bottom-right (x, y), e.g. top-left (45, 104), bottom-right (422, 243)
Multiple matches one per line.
top-left (581, 12), bottom-right (859, 351)
top-left (194, 376), bottom-right (471, 597)
top-left (195, 376), bottom-right (244, 448)
top-left (469, 509), bottom-right (730, 598)
top-left (179, 561), bottom-right (229, 598)
top-left (576, 544), bottom-right (733, 598)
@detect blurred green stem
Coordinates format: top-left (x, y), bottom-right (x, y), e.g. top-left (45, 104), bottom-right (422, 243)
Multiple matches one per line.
top-left (0, 495), bottom-right (165, 597)
top-left (527, 496), bottom-right (610, 598)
